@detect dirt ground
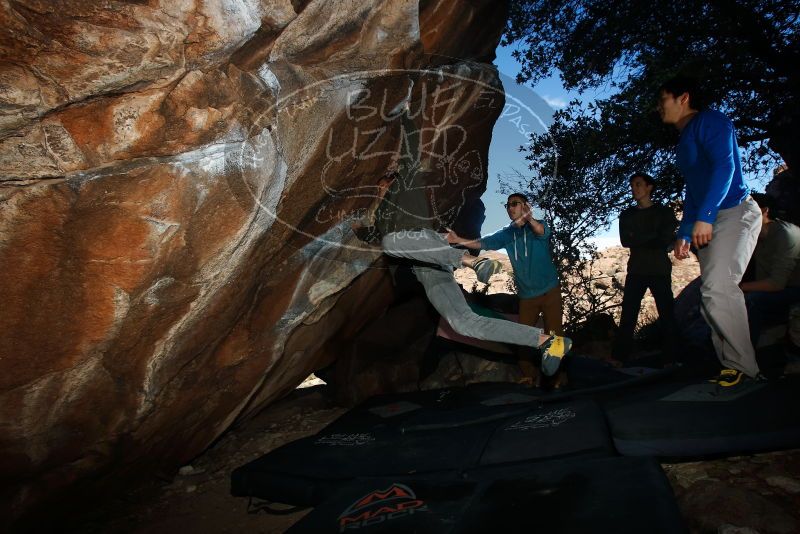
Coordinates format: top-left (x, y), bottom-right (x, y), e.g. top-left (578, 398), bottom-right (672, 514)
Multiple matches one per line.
top-left (68, 376), bottom-right (800, 534)
top-left (70, 379), bottom-right (342, 534)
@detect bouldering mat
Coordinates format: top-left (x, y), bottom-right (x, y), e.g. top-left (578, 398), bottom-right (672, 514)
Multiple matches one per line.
top-left (231, 394), bottom-right (612, 506)
top-left (605, 374), bottom-right (800, 457)
top-left (286, 456), bottom-right (686, 533)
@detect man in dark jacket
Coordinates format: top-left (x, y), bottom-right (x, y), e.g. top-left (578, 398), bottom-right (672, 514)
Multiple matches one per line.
top-left (613, 172), bottom-right (678, 362)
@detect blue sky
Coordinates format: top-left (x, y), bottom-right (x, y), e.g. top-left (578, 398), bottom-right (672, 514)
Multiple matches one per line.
top-left (486, 42), bottom-right (770, 252)
top-left (486, 43), bottom-right (622, 250)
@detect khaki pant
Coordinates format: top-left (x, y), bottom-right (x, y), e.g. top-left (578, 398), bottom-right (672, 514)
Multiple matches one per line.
top-left (519, 285), bottom-right (564, 335)
top-left (697, 196), bottom-right (762, 377)
top-left (518, 285), bottom-right (563, 380)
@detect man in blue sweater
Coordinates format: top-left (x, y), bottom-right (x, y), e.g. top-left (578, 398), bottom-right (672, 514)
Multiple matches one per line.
top-left (447, 193), bottom-right (566, 380)
top-left (659, 76), bottom-right (762, 386)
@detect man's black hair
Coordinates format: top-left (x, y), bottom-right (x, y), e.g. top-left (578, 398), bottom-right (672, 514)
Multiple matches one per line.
top-left (659, 76), bottom-right (705, 110)
top-left (751, 192), bottom-right (775, 213)
top-left (507, 192), bottom-right (529, 204)
top-left (629, 172), bottom-right (655, 187)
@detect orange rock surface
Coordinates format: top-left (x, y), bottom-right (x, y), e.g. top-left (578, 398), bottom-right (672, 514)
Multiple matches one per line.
top-left (0, 0), bottom-right (507, 525)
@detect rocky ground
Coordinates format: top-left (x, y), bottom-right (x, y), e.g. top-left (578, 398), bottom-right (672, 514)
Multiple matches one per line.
top-left (71, 377), bottom-right (342, 534)
top-left (455, 246), bottom-right (702, 329)
top-left (664, 452), bottom-right (800, 534)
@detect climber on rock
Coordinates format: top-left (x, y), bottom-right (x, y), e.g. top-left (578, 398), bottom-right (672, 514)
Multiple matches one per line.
top-left (353, 91), bottom-right (572, 378)
top-left (446, 193), bottom-right (568, 382)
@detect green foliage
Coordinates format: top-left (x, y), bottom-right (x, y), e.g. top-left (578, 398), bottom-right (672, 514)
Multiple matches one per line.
top-left (505, 0), bottom-right (798, 190)
top-left (501, 0), bottom-right (798, 328)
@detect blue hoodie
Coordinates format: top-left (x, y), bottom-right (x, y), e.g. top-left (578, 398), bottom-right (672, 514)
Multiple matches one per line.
top-left (480, 221), bottom-right (559, 299)
top-left (676, 109), bottom-right (749, 242)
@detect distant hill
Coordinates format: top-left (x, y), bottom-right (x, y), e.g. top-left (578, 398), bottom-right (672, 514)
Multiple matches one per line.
top-left (456, 246), bottom-right (701, 329)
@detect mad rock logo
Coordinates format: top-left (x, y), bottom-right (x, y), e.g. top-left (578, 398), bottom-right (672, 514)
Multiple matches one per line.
top-left (338, 483), bottom-right (427, 531)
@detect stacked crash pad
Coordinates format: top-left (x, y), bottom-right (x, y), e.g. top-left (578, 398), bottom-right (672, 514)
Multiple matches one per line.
top-left (231, 383), bottom-right (613, 506)
top-left (287, 456), bottom-right (686, 533)
top-left (605, 374), bottom-right (800, 456)
top-left (232, 365), bottom-right (800, 532)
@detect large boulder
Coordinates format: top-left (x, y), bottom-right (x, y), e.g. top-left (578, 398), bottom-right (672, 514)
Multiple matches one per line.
top-left (0, 0), bottom-right (508, 525)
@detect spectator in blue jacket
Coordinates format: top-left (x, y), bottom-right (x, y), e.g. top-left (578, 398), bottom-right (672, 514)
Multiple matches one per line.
top-left (356, 97), bottom-right (572, 377)
top-left (447, 193), bottom-right (566, 383)
top-left (659, 76), bottom-right (762, 387)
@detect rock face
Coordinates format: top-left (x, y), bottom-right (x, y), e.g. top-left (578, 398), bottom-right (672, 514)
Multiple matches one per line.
top-left (0, 0), bottom-right (507, 524)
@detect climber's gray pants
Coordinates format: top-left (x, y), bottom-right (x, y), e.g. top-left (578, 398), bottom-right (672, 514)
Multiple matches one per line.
top-left (382, 229), bottom-right (543, 347)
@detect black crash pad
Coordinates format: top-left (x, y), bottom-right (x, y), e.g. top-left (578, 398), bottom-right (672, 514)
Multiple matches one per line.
top-left (605, 374), bottom-right (800, 457)
top-left (424, 347), bottom-right (673, 401)
top-left (231, 391), bottom-right (613, 506)
top-left (563, 355), bottom-right (673, 396)
top-left (287, 456), bottom-right (687, 533)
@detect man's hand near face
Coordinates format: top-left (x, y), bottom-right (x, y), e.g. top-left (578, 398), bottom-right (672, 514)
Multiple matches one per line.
top-left (513, 205), bottom-right (531, 228)
top-left (517, 205), bottom-right (546, 235)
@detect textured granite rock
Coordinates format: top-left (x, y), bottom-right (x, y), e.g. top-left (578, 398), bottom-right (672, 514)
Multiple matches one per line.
top-left (0, 0), bottom-right (508, 524)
